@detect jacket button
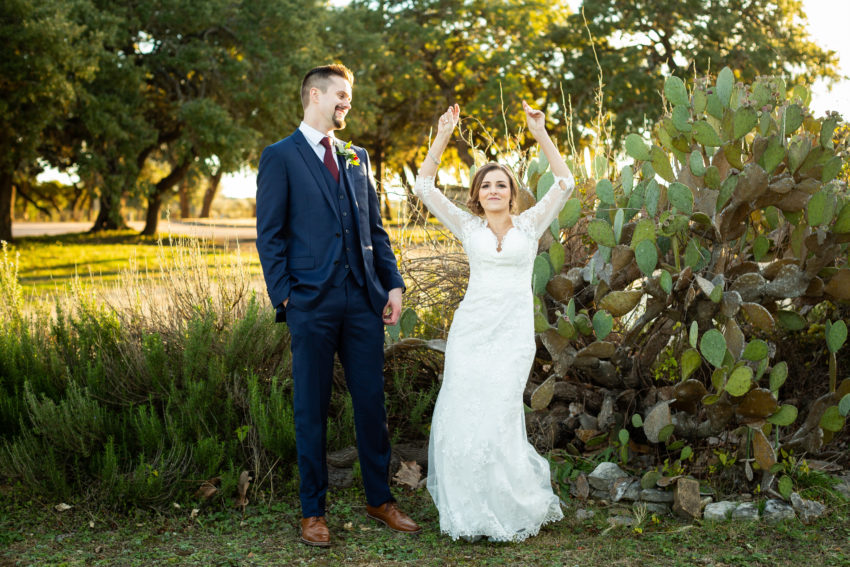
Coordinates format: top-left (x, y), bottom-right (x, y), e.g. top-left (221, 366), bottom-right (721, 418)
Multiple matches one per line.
top-left (345, 229), bottom-right (350, 233)
top-left (342, 211), bottom-right (347, 216)
top-left (339, 194), bottom-right (344, 199)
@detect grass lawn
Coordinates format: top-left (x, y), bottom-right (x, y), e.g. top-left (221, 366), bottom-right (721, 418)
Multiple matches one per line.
top-left (6, 224), bottom-right (448, 295)
top-left (6, 230), bottom-right (263, 294)
top-left (1, 484), bottom-right (848, 566)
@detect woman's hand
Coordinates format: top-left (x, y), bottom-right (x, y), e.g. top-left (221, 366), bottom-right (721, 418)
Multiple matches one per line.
top-left (436, 104), bottom-right (460, 137)
top-left (522, 100), bottom-right (547, 138)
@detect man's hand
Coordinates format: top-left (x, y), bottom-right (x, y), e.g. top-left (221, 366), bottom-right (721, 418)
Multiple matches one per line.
top-left (382, 288), bottom-right (403, 325)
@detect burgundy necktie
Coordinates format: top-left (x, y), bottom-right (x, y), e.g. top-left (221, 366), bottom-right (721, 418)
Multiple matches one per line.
top-left (319, 136), bottom-right (339, 182)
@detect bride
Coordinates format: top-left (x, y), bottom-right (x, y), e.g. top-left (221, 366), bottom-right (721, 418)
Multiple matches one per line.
top-left (416, 101), bottom-right (575, 542)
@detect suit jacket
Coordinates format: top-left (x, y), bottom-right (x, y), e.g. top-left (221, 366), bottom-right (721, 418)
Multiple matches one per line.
top-left (256, 129), bottom-right (404, 322)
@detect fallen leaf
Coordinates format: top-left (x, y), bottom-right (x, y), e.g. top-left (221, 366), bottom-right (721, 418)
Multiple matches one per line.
top-left (190, 509), bottom-right (199, 520)
top-left (575, 429), bottom-right (602, 443)
top-left (234, 470), bottom-right (254, 509)
top-left (571, 473), bottom-right (590, 500)
top-left (89, 521), bottom-right (94, 528)
top-left (343, 522), bottom-right (354, 530)
top-left (54, 503), bottom-right (72, 512)
top-left (172, 502), bottom-right (181, 509)
top-left (194, 477), bottom-right (222, 501)
top-left (393, 461), bottom-right (422, 490)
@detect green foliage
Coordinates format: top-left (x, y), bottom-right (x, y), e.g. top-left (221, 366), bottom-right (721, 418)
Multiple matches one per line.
top-left (0, 237), bottom-right (429, 509)
top-left (530, 68), bottom-right (850, 489)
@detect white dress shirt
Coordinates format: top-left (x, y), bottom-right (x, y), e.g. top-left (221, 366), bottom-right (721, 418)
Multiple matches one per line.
top-left (299, 121), bottom-right (336, 163)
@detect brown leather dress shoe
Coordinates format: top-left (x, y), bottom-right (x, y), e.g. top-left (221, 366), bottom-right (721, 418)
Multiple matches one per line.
top-left (366, 501), bottom-right (422, 534)
top-left (300, 516), bottom-right (331, 547)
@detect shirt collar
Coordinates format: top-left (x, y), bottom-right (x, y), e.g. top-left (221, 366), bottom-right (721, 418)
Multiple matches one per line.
top-left (299, 121), bottom-right (335, 148)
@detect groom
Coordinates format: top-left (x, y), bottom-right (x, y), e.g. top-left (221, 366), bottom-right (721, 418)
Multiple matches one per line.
top-left (255, 64), bottom-right (420, 546)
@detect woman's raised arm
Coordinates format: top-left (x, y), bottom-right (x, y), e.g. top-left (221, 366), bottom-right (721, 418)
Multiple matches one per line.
top-left (518, 100), bottom-right (576, 236)
top-left (413, 104), bottom-right (473, 238)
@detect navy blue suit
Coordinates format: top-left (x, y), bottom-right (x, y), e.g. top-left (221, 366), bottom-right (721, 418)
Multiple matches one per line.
top-left (256, 129), bottom-right (404, 517)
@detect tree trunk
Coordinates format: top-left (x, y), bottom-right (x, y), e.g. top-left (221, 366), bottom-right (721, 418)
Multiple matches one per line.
top-left (141, 154), bottom-right (194, 236)
top-left (0, 170), bottom-right (13, 242)
top-left (199, 169), bottom-right (223, 218)
top-left (178, 178), bottom-right (191, 219)
top-left (142, 192), bottom-right (163, 236)
top-left (90, 188), bottom-right (127, 232)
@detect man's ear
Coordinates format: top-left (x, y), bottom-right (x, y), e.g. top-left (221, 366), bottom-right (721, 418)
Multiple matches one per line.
top-left (310, 87), bottom-right (321, 105)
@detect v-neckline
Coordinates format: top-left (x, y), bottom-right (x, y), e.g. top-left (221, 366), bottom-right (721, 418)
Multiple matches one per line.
top-left (485, 220), bottom-right (515, 253)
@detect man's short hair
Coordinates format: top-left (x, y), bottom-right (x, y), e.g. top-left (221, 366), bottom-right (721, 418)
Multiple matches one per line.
top-left (300, 64), bottom-right (355, 110)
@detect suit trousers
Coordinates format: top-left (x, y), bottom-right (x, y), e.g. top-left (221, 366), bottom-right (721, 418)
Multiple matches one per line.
top-left (286, 275), bottom-right (392, 517)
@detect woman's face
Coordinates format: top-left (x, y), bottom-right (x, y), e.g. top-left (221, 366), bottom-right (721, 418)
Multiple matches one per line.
top-left (478, 170), bottom-right (512, 214)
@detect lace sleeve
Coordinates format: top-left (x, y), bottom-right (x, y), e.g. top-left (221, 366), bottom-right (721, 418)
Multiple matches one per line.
top-left (516, 175), bottom-right (576, 238)
top-left (414, 176), bottom-right (475, 239)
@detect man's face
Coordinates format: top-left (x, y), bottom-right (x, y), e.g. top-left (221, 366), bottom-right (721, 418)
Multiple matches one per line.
top-left (313, 75), bottom-right (352, 130)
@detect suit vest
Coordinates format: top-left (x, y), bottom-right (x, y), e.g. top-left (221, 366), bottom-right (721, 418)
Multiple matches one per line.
top-left (317, 157), bottom-right (366, 288)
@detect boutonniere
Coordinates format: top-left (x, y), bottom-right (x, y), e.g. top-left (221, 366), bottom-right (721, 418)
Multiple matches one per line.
top-left (334, 140), bottom-right (361, 169)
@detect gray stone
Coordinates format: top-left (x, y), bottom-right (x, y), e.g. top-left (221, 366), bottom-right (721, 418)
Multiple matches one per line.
top-left (588, 462), bottom-right (628, 491)
top-left (731, 502), bottom-right (759, 521)
top-left (639, 502), bottom-right (671, 516)
top-left (639, 488), bottom-right (674, 503)
top-left (643, 400), bottom-right (673, 444)
top-left (704, 501), bottom-right (737, 521)
top-left (610, 478), bottom-right (637, 502)
top-left (791, 492), bottom-right (826, 525)
top-left (607, 515), bottom-right (635, 527)
top-left (578, 413), bottom-right (599, 430)
top-left (327, 465), bottom-right (354, 488)
top-left (834, 478), bottom-right (850, 500)
top-left (597, 395), bottom-right (616, 431)
top-left (591, 489), bottom-right (610, 501)
top-left (622, 481), bottom-right (642, 501)
top-left (763, 499), bottom-right (795, 524)
top-left (672, 478), bottom-right (702, 519)
top-left (575, 508), bottom-right (596, 521)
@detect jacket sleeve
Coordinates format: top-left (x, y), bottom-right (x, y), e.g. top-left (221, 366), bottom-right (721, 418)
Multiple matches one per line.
top-left (362, 149), bottom-right (405, 292)
top-left (255, 144), bottom-right (291, 307)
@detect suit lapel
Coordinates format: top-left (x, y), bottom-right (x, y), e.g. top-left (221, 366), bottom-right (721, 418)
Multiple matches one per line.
top-left (292, 130), bottom-right (341, 221)
top-left (338, 149), bottom-right (361, 212)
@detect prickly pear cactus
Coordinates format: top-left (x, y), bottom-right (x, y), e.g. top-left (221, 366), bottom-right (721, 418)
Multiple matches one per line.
top-left (527, 68), bottom-right (849, 473)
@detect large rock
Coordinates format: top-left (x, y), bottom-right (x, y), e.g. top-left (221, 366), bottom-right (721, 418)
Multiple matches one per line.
top-left (610, 478), bottom-right (636, 502)
top-left (588, 462), bottom-right (628, 491)
top-left (763, 499), bottom-right (795, 524)
top-left (640, 488), bottom-right (674, 503)
top-left (672, 478), bottom-right (702, 519)
top-left (731, 502), bottom-right (759, 521)
top-left (791, 493), bottom-right (826, 525)
top-left (704, 501), bottom-right (737, 521)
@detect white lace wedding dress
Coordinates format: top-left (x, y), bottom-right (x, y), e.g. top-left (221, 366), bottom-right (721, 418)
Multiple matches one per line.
top-left (416, 173), bottom-right (574, 542)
